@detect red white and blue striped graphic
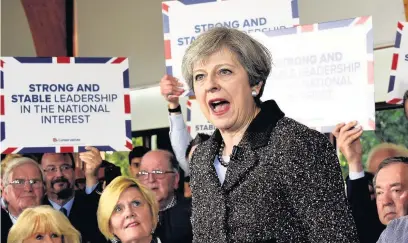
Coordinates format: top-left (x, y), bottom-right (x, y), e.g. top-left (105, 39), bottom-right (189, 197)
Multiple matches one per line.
top-left (0, 57), bottom-right (132, 154)
top-left (387, 22), bottom-right (405, 105)
top-left (186, 100), bottom-right (192, 134)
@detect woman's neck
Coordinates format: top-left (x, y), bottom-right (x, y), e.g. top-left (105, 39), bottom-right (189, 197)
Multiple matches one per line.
top-left (125, 235), bottom-right (153, 243)
top-left (219, 106), bottom-right (260, 156)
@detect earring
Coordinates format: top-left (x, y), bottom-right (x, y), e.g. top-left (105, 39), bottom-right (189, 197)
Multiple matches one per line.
top-left (111, 235), bottom-right (120, 243)
top-left (251, 90), bottom-right (257, 97)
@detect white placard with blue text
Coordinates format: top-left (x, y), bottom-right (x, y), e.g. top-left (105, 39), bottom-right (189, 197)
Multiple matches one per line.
top-left (0, 57), bottom-right (133, 154)
top-left (186, 99), bottom-right (215, 138)
top-left (162, 0), bottom-right (299, 95)
top-left (255, 17), bottom-right (375, 132)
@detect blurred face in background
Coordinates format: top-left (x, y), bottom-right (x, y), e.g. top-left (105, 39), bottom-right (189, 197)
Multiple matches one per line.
top-left (129, 157), bottom-right (142, 178)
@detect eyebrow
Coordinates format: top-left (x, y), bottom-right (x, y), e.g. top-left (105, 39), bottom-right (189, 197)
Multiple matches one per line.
top-left (375, 182), bottom-right (402, 189)
top-left (193, 63), bottom-right (236, 73)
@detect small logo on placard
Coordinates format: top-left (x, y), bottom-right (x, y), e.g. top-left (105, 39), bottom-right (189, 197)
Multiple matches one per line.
top-left (52, 138), bottom-right (81, 143)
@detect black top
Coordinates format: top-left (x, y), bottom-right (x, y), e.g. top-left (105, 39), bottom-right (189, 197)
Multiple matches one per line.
top-left (1, 208), bottom-right (13, 242)
top-left (153, 194), bottom-right (193, 243)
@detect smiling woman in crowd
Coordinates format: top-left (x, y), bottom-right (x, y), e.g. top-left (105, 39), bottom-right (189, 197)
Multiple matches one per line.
top-left (160, 27), bottom-right (360, 242)
top-left (7, 205), bottom-right (80, 243)
top-left (97, 176), bottom-right (160, 243)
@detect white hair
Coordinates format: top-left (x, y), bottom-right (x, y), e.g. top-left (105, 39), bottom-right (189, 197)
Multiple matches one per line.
top-left (2, 157), bottom-right (45, 187)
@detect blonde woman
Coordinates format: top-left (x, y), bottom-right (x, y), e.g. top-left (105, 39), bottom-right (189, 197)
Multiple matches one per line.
top-left (97, 176), bottom-right (160, 243)
top-left (7, 205), bottom-right (80, 243)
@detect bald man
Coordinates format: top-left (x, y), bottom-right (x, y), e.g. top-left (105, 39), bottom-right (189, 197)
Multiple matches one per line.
top-left (138, 150), bottom-right (192, 243)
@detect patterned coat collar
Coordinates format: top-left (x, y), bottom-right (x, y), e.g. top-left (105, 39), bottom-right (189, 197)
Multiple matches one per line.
top-left (195, 100), bottom-right (285, 192)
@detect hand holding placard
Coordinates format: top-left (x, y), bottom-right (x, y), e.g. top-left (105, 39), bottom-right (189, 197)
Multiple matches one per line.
top-left (79, 146), bottom-right (103, 187)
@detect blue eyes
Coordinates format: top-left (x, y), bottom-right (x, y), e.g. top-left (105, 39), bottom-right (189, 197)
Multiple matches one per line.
top-left (132, 200), bottom-right (141, 207)
top-left (114, 200), bottom-right (141, 212)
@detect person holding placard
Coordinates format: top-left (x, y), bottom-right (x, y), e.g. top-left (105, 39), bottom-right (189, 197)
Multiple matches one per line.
top-left (162, 27), bottom-right (359, 242)
top-left (37, 148), bottom-right (106, 243)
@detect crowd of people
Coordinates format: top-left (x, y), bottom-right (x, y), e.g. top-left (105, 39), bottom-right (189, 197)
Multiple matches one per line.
top-left (1, 27), bottom-right (408, 243)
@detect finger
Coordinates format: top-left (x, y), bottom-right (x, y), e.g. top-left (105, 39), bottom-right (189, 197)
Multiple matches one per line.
top-left (342, 126), bottom-right (363, 138)
top-left (172, 86), bottom-right (184, 93)
top-left (339, 127), bottom-right (362, 145)
top-left (85, 146), bottom-right (99, 154)
top-left (339, 121), bottom-right (358, 135)
top-left (344, 129), bottom-right (363, 145)
top-left (168, 94), bottom-right (182, 100)
top-left (161, 87), bottom-right (174, 96)
top-left (177, 81), bottom-right (184, 87)
top-left (79, 151), bottom-right (95, 158)
top-left (332, 123), bottom-right (346, 137)
top-left (79, 154), bottom-right (96, 164)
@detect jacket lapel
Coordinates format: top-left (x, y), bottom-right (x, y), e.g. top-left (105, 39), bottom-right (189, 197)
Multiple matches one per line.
top-left (221, 100), bottom-right (285, 192)
top-left (194, 131), bottom-right (224, 189)
top-left (222, 144), bottom-right (259, 192)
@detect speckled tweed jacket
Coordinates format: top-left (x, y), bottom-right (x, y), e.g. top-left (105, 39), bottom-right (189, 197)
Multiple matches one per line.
top-left (189, 100), bottom-right (359, 243)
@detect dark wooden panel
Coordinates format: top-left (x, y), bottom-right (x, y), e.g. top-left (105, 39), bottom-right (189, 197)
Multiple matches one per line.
top-left (21, 0), bottom-right (72, 56)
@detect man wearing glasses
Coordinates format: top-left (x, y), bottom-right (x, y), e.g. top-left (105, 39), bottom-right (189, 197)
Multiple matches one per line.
top-left (1, 157), bottom-right (45, 242)
top-left (38, 146), bottom-right (105, 243)
top-left (138, 149), bottom-right (193, 243)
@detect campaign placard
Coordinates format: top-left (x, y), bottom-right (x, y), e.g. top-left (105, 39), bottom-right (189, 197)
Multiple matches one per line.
top-left (387, 22), bottom-right (408, 104)
top-left (0, 57), bottom-right (133, 154)
top-left (186, 99), bottom-right (215, 138)
top-left (162, 0), bottom-right (299, 95)
top-left (253, 17), bottom-right (375, 133)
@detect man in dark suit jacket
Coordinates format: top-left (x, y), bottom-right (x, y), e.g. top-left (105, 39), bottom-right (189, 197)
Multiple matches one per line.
top-left (1, 208), bottom-right (13, 242)
top-left (42, 190), bottom-right (103, 243)
top-left (38, 147), bottom-right (105, 243)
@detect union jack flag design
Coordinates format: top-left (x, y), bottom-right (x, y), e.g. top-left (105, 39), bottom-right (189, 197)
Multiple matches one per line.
top-left (0, 57), bottom-right (132, 154)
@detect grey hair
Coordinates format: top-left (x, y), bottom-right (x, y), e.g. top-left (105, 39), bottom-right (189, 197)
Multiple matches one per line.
top-left (181, 27), bottom-right (272, 106)
top-left (2, 157), bottom-right (45, 187)
top-left (373, 156), bottom-right (408, 188)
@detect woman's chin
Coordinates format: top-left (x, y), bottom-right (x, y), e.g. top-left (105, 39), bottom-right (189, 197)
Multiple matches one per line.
top-left (210, 118), bottom-right (233, 131)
